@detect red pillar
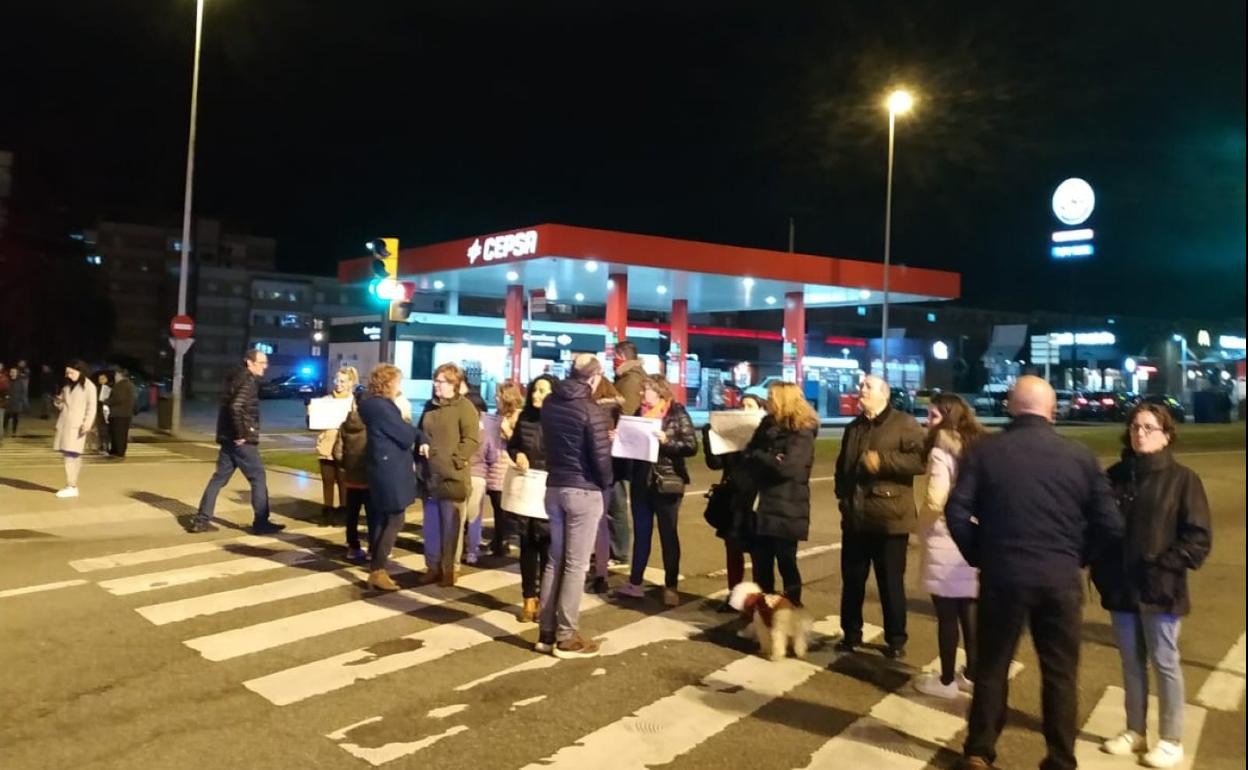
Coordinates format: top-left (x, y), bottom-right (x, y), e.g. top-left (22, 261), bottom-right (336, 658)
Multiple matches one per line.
top-left (504, 284), bottom-right (523, 383)
top-left (670, 299), bottom-right (688, 404)
top-left (605, 272), bottom-right (629, 360)
top-left (783, 291), bottom-right (805, 384)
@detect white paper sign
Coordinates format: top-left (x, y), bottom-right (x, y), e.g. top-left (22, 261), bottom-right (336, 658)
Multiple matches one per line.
top-left (611, 415), bottom-right (661, 463)
top-left (708, 410), bottom-right (764, 455)
top-left (307, 396), bottom-right (352, 430)
top-left (502, 467), bottom-right (548, 520)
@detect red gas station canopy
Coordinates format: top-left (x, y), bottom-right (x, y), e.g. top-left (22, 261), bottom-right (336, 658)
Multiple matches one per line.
top-left (338, 223), bottom-right (960, 313)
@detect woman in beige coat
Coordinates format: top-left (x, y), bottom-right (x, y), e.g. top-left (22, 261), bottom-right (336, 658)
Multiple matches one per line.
top-left (314, 366), bottom-right (359, 522)
top-left (52, 360), bottom-right (98, 498)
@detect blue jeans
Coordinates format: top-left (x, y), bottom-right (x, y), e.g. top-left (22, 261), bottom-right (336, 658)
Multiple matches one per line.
top-left (539, 487), bottom-right (604, 643)
top-left (196, 443), bottom-right (269, 526)
top-left (422, 497), bottom-right (467, 575)
top-left (1111, 609), bottom-right (1185, 741)
top-left (628, 490), bottom-right (682, 588)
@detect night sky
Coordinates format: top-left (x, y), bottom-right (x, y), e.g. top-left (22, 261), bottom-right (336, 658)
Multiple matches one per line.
top-left (3, 1), bottom-right (1244, 320)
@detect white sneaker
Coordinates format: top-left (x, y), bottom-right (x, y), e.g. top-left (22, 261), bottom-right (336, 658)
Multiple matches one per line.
top-left (1142, 740), bottom-right (1183, 768)
top-left (612, 582), bottom-right (644, 599)
top-left (55, 487), bottom-right (79, 499)
top-left (533, 640), bottom-right (554, 654)
top-left (955, 667), bottom-right (974, 694)
top-left (913, 672), bottom-right (960, 699)
top-left (1101, 729), bottom-right (1146, 755)
top-left (736, 624), bottom-right (758, 640)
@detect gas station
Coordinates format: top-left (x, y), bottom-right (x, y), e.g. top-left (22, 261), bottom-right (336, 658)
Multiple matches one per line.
top-left (335, 224), bottom-right (961, 413)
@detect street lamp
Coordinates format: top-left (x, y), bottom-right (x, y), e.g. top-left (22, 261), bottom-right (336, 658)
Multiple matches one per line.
top-left (171, 0), bottom-right (206, 435)
top-left (880, 88), bottom-right (913, 385)
top-left (1173, 333), bottom-right (1188, 403)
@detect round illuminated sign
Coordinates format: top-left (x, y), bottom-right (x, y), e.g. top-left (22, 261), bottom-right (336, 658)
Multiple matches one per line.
top-left (1052, 178), bottom-right (1095, 225)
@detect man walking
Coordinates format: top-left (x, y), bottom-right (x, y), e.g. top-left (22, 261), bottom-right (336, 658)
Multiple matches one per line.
top-left (947, 376), bottom-right (1122, 770)
top-left (104, 368), bottom-right (136, 458)
top-left (190, 350), bottom-right (283, 535)
top-left (607, 340), bottom-right (645, 562)
top-left (535, 353), bottom-right (614, 658)
top-left (835, 375), bottom-right (926, 658)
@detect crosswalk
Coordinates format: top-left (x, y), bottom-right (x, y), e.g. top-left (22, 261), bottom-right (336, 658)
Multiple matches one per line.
top-left (0, 440), bottom-right (186, 467)
top-left (9, 525), bottom-right (1235, 769)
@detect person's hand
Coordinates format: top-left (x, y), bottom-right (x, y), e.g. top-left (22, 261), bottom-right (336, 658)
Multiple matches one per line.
top-left (863, 450), bottom-right (881, 474)
top-left (655, 431), bottom-right (668, 444)
top-left (775, 453), bottom-right (785, 463)
top-left (418, 444), bottom-right (430, 458)
top-left (608, 429), bottom-right (617, 441)
top-left (516, 452), bottom-right (530, 472)
top-left (234, 439), bottom-right (246, 446)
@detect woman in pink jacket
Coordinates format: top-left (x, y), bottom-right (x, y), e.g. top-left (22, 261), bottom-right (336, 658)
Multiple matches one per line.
top-left (914, 393), bottom-right (985, 698)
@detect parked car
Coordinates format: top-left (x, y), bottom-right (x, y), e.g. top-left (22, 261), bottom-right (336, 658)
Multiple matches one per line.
top-left (911, 388), bottom-right (941, 416)
top-left (889, 388), bottom-right (914, 415)
top-left (973, 389), bottom-right (1010, 417)
top-left (1055, 389), bottom-right (1075, 420)
top-left (1139, 393), bottom-right (1186, 423)
top-left (1071, 390), bottom-right (1136, 422)
top-left (259, 372), bottom-right (324, 400)
top-left (743, 376), bottom-right (785, 402)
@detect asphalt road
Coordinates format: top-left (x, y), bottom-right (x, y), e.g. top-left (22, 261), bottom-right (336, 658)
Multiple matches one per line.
top-left (0, 420), bottom-right (1243, 770)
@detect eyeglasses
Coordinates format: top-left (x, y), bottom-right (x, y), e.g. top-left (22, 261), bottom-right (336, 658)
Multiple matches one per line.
top-left (1129, 424), bottom-right (1164, 436)
top-left (433, 378), bottom-right (452, 385)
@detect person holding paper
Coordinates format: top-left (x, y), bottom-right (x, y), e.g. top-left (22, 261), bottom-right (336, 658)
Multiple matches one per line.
top-left (314, 366), bottom-right (359, 524)
top-left (588, 377), bottom-right (626, 594)
top-left (416, 363), bottom-right (480, 588)
top-left (742, 382), bottom-right (818, 605)
top-left (702, 393), bottom-right (764, 601)
top-left (608, 341), bottom-right (646, 562)
top-left (486, 381), bottom-right (524, 557)
top-left (613, 375), bottom-right (697, 607)
top-left (508, 374), bottom-right (557, 622)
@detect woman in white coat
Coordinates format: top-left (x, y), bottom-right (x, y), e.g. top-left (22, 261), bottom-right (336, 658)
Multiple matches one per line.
top-left (52, 360), bottom-right (98, 498)
top-left (914, 393), bottom-right (985, 698)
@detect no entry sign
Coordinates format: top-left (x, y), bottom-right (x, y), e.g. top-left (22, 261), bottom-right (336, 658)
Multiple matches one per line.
top-left (170, 315), bottom-right (195, 339)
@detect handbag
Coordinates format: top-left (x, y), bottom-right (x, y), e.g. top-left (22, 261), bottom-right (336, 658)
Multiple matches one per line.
top-left (702, 482), bottom-right (732, 529)
top-left (649, 465), bottom-right (685, 496)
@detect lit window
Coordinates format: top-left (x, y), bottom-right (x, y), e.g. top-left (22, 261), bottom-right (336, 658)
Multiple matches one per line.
top-left (856, 306), bottom-right (867, 316)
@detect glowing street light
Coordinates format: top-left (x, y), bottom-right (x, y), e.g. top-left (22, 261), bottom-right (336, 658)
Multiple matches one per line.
top-left (880, 87), bottom-right (916, 384)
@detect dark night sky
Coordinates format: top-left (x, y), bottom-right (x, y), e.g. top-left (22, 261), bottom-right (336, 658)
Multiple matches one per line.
top-left (2, 1), bottom-right (1244, 320)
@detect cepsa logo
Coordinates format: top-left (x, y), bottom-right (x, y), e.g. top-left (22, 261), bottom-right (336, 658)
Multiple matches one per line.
top-left (466, 230), bottom-right (539, 265)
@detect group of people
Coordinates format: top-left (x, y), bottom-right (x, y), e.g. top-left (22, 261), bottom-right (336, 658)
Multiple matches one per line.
top-left (185, 347), bottom-right (1212, 770)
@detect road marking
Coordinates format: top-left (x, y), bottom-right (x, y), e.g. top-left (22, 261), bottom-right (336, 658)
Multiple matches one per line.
top-left (1074, 685), bottom-right (1207, 769)
top-left (519, 616), bottom-right (877, 770)
top-left (707, 542), bottom-right (842, 579)
top-left (97, 548), bottom-right (322, 596)
top-left (336, 725), bottom-right (469, 766)
top-left (247, 594), bottom-right (606, 706)
top-left (0, 578), bottom-right (90, 600)
top-left (135, 553), bottom-right (427, 625)
top-left (797, 653), bottom-right (1023, 770)
top-left (69, 526), bottom-right (342, 572)
top-left (186, 565), bottom-right (522, 661)
top-left (1196, 631), bottom-right (1246, 711)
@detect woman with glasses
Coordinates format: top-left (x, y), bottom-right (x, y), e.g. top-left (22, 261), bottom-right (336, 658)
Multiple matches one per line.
top-left (1093, 403), bottom-right (1212, 769)
top-left (416, 363), bottom-right (481, 587)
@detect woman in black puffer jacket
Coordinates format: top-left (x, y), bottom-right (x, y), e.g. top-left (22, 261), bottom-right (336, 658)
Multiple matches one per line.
top-left (614, 375), bottom-right (697, 607)
top-left (741, 381), bottom-right (817, 605)
top-left (702, 393), bottom-right (765, 599)
top-left (507, 374), bottom-right (557, 622)
top-left (1091, 403), bottom-right (1211, 766)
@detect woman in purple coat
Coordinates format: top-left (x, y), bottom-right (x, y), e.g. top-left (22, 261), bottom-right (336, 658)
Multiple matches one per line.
top-left (914, 393), bottom-right (985, 698)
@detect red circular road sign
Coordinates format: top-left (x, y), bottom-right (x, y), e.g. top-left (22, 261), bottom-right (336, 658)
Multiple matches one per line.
top-left (170, 314), bottom-right (195, 339)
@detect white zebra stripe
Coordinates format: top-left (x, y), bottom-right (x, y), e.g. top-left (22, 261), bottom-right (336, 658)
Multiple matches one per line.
top-left (1074, 685), bottom-right (1207, 769)
top-left (97, 547), bottom-right (322, 596)
top-left (1195, 631), bottom-right (1246, 711)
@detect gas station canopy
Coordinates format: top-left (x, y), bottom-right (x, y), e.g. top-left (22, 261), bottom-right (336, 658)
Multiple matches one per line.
top-left (339, 223), bottom-right (960, 312)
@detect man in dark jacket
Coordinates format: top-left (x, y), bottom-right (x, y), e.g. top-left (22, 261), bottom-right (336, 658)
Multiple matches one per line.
top-left (536, 353), bottom-right (614, 659)
top-left (835, 375), bottom-right (926, 657)
top-left (607, 340), bottom-right (647, 562)
top-left (190, 350), bottom-right (282, 534)
top-left (946, 376), bottom-right (1123, 770)
top-left (104, 368), bottom-right (137, 458)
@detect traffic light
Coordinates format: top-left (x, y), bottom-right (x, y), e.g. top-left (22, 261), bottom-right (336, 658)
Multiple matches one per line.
top-left (389, 281), bottom-right (417, 322)
top-left (366, 237), bottom-right (399, 301)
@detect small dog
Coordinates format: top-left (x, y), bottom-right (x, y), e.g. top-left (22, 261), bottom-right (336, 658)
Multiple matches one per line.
top-left (728, 581), bottom-right (812, 661)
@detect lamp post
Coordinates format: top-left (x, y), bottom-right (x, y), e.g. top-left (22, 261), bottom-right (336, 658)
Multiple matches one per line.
top-left (880, 88), bottom-right (913, 385)
top-left (171, 0), bottom-right (206, 435)
top-left (1173, 334), bottom-right (1188, 404)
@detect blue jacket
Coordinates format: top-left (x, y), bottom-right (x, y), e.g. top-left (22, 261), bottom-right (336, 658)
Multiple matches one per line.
top-left (541, 376), bottom-right (613, 491)
top-left (358, 396), bottom-right (425, 513)
top-left (946, 414), bottom-right (1123, 590)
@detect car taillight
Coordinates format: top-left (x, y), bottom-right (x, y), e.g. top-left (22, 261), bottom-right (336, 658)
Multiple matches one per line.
top-left (1076, 397), bottom-right (1088, 405)
top-left (1100, 397), bottom-right (1115, 406)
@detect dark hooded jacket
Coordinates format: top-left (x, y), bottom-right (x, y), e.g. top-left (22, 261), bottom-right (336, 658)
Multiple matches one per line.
top-left (541, 376), bottom-right (613, 490)
top-left (1091, 448), bottom-right (1212, 616)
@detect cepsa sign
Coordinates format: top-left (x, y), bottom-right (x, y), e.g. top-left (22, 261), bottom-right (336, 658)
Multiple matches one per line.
top-left (467, 229), bottom-right (538, 265)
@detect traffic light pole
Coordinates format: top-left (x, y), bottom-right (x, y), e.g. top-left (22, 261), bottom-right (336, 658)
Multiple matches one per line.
top-left (379, 309), bottom-right (392, 365)
top-left (171, 0), bottom-right (205, 436)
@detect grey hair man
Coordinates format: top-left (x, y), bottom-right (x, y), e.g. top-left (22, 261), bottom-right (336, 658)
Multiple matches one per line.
top-left (535, 353), bottom-right (614, 658)
top-left (947, 375), bottom-right (1122, 770)
top-left (834, 374), bottom-right (926, 658)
